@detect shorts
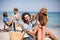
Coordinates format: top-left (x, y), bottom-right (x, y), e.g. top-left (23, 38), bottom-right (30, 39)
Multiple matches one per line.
top-left (24, 37), bottom-right (35, 40)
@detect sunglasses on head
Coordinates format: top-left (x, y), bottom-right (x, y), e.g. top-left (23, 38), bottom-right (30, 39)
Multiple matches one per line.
top-left (42, 13), bottom-right (47, 16)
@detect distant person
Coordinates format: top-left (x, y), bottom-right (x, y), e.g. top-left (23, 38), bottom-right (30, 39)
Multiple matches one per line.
top-left (13, 8), bottom-right (20, 23)
top-left (13, 8), bottom-right (20, 31)
top-left (3, 12), bottom-right (15, 31)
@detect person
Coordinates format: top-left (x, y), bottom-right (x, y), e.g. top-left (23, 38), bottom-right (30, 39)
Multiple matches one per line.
top-left (36, 7), bottom-right (48, 40)
top-left (13, 8), bottom-right (20, 22)
top-left (13, 8), bottom-right (20, 31)
top-left (21, 12), bottom-right (57, 40)
top-left (22, 12), bottom-right (38, 40)
top-left (32, 7), bottom-right (57, 40)
top-left (3, 12), bottom-right (15, 31)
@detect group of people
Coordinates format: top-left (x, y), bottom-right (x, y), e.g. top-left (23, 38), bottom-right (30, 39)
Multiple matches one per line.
top-left (1, 7), bottom-right (57, 40)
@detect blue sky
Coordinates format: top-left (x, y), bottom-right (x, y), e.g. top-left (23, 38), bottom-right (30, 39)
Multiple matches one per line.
top-left (0, 0), bottom-right (60, 12)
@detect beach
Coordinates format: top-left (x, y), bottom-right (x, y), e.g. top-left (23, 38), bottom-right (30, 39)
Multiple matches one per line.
top-left (0, 21), bottom-right (60, 40)
top-left (0, 27), bottom-right (60, 40)
top-left (47, 28), bottom-right (60, 40)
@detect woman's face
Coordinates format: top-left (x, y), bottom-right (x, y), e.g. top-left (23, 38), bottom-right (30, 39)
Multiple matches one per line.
top-left (24, 14), bottom-right (31, 23)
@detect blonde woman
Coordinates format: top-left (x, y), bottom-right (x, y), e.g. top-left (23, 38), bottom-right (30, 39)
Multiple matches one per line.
top-left (37, 7), bottom-right (48, 40)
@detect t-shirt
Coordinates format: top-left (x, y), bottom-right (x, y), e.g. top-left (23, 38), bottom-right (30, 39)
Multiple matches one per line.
top-left (23, 23), bottom-right (33, 38)
top-left (3, 17), bottom-right (10, 29)
top-left (3, 17), bottom-right (9, 23)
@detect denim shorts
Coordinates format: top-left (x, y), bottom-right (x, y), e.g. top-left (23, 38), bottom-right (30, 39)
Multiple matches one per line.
top-left (24, 37), bottom-right (35, 40)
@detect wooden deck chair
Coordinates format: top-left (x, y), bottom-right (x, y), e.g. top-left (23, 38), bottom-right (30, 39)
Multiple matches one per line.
top-left (9, 31), bottom-right (25, 40)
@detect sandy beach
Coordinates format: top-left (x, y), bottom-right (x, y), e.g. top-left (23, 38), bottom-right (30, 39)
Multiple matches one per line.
top-left (0, 28), bottom-right (60, 40)
top-left (46, 28), bottom-right (60, 40)
top-left (0, 22), bottom-right (60, 40)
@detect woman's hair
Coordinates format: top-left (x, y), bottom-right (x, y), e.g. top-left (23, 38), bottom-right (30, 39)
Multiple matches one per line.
top-left (22, 12), bottom-right (31, 23)
top-left (3, 12), bottom-right (8, 17)
top-left (40, 7), bottom-right (47, 14)
top-left (14, 8), bottom-right (18, 11)
top-left (38, 8), bottom-right (48, 26)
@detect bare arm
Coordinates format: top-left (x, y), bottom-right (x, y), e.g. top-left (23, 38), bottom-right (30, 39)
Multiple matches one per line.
top-left (32, 14), bottom-right (37, 21)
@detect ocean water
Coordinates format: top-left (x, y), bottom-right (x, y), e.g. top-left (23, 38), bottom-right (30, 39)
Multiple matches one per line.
top-left (0, 12), bottom-right (60, 28)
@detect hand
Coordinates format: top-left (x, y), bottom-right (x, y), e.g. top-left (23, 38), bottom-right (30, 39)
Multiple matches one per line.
top-left (19, 23), bottom-right (27, 32)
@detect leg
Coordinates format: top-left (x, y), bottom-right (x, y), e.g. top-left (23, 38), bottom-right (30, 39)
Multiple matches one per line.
top-left (41, 26), bottom-right (46, 40)
top-left (47, 30), bottom-right (57, 40)
top-left (13, 22), bottom-right (16, 31)
top-left (37, 27), bottom-right (41, 40)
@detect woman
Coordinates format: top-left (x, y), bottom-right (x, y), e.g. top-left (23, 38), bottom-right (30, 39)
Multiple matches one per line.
top-left (3, 12), bottom-right (26, 40)
top-left (13, 8), bottom-right (20, 31)
top-left (37, 7), bottom-right (48, 40)
top-left (32, 8), bottom-right (57, 40)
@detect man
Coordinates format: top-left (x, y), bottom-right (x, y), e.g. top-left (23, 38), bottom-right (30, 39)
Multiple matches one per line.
top-left (3, 12), bottom-right (15, 31)
top-left (22, 12), bottom-right (38, 40)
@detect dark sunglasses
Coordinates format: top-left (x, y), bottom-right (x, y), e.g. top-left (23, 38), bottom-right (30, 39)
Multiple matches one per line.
top-left (42, 13), bottom-right (47, 16)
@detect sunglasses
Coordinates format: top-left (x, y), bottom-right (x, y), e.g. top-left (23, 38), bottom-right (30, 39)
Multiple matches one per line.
top-left (42, 13), bottom-right (47, 16)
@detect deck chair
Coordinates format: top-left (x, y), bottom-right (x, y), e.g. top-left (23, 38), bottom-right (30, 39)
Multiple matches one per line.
top-left (9, 31), bottom-right (25, 40)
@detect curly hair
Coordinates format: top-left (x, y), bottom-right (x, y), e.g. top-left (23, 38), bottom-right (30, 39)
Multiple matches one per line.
top-left (22, 12), bottom-right (31, 23)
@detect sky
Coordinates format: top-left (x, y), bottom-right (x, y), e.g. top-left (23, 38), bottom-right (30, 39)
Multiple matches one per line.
top-left (0, 0), bottom-right (60, 12)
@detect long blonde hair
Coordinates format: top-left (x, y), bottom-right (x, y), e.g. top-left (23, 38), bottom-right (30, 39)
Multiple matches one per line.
top-left (38, 7), bottom-right (48, 26)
